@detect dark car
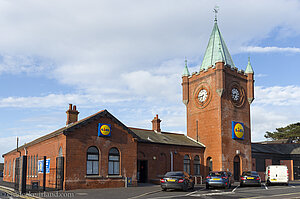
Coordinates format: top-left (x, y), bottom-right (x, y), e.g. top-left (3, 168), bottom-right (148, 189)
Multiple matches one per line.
top-left (160, 171), bottom-right (194, 191)
top-left (240, 171), bottom-right (261, 187)
top-left (206, 171), bottom-right (233, 189)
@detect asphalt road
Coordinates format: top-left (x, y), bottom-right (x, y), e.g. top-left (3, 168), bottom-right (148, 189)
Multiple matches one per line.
top-left (1, 181), bottom-right (300, 199)
top-left (41, 182), bottom-right (300, 199)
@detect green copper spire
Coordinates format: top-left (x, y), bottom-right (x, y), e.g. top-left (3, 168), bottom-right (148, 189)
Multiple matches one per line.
top-left (182, 58), bottom-right (190, 77)
top-left (200, 20), bottom-right (235, 70)
top-left (245, 57), bottom-right (254, 74)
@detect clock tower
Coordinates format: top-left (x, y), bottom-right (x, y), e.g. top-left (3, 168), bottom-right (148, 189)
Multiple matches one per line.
top-left (182, 18), bottom-right (254, 179)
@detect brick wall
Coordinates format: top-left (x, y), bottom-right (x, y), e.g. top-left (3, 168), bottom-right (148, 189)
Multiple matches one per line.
top-left (137, 142), bottom-right (205, 183)
top-left (183, 61), bottom-right (253, 175)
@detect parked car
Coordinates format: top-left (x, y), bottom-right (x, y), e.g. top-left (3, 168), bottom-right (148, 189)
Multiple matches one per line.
top-left (206, 171), bottom-right (233, 189)
top-left (160, 171), bottom-right (194, 191)
top-left (240, 171), bottom-right (261, 187)
top-left (265, 165), bottom-right (289, 186)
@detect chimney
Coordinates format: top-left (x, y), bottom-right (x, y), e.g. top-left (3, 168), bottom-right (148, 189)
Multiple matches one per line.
top-left (151, 114), bottom-right (161, 132)
top-left (66, 104), bottom-right (79, 125)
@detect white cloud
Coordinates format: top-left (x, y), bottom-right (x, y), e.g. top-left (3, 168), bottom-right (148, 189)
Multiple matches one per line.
top-left (255, 86), bottom-right (300, 106)
top-left (241, 46), bottom-right (300, 53)
top-left (251, 85), bottom-right (300, 141)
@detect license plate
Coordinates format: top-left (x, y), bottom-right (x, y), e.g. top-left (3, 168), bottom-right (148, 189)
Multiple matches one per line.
top-left (247, 177), bottom-right (254, 179)
top-left (213, 178), bottom-right (220, 180)
top-left (168, 179), bottom-right (176, 182)
top-left (271, 179), bottom-right (277, 181)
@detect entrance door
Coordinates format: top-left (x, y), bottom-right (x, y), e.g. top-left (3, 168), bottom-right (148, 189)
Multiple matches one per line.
top-left (55, 157), bottom-right (64, 190)
top-left (233, 156), bottom-right (240, 181)
top-left (137, 160), bottom-right (148, 183)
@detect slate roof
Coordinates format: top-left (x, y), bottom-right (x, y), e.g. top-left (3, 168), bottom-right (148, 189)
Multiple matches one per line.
top-left (251, 142), bottom-right (300, 155)
top-left (130, 127), bottom-right (205, 148)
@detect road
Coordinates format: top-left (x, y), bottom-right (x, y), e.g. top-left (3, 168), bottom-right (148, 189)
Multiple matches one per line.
top-left (1, 181), bottom-right (300, 198)
top-left (42, 182), bottom-right (300, 199)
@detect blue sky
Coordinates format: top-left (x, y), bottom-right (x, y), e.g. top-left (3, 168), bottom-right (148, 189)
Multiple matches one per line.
top-left (1, 0), bottom-right (300, 163)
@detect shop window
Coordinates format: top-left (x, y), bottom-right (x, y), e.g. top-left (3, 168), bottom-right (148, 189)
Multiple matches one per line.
top-left (184, 155), bottom-right (191, 174)
top-left (194, 155), bottom-right (200, 175)
top-left (108, 148), bottom-right (120, 175)
top-left (86, 146), bottom-right (99, 175)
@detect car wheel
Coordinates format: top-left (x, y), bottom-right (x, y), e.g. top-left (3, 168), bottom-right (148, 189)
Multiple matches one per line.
top-left (183, 184), bottom-right (188, 192)
top-left (162, 188), bottom-right (167, 191)
top-left (206, 183), bottom-right (209, 189)
top-left (191, 182), bottom-right (195, 190)
top-left (240, 183), bottom-right (243, 187)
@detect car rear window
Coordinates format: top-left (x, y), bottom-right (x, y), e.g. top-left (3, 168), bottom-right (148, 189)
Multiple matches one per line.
top-left (209, 172), bottom-right (225, 176)
top-left (242, 171), bottom-right (258, 176)
top-left (165, 172), bottom-right (184, 177)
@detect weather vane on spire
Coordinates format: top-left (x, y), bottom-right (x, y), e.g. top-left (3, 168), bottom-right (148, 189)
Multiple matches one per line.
top-left (214, 5), bottom-right (219, 22)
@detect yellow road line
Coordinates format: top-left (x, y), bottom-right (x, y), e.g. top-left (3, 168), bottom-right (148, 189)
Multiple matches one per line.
top-left (0, 187), bottom-right (40, 199)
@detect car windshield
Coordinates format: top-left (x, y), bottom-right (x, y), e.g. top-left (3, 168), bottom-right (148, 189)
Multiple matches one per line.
top-left (242, 171), bottom-right (258, 176)
top-left (165, 172), bottom-right (184, 177)
top-left (209, 172), bottom-right (226, 176)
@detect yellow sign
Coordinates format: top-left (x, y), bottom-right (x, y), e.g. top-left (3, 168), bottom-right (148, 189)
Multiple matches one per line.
top-left (98, 123), bottom-right (111, 137)
top-left (232, 121), bottom-right (244, 140)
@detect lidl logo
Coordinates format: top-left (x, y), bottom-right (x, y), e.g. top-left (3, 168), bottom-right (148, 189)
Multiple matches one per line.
top-left (232, 121), bottom-right (244, 140)
top-left (98, 123), bottom-right (111, 137)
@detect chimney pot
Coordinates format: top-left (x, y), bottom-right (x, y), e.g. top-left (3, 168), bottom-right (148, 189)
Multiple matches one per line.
top-left (66, 104), bottom-right (79, 125)
top-left (152, 114), bottom-right (161, 132)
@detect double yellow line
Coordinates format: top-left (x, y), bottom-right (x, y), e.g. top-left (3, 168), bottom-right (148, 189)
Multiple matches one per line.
top-left (0, 187), bottom-right (40, 199)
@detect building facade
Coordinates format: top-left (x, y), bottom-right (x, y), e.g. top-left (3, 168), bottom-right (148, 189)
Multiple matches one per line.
top-left (2, 105), bottom-right (204, 190)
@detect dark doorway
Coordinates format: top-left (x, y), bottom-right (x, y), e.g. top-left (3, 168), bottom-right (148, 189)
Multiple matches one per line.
top-left (137, 160), bottom-right (148, 183)
top-left (294, 166), bottom-right (300, 180)
top-left (56, 157), bottom-right (64, 190)
top-left (206, 157), bottom-right (213, 173)
top-left (233, 156), bottom-right (240, 181)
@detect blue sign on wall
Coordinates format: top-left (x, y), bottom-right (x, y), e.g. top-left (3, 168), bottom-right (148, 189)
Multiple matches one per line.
top-left (98, 123), bottom-right (112, 137)
top-left (232, 121), bottom-right (245, 140)
top-left (38, 159), bottom-right (50, 174)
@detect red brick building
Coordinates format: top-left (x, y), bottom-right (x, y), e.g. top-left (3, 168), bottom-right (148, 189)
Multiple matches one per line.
top-left (2, 105), bottom-right (204, 190)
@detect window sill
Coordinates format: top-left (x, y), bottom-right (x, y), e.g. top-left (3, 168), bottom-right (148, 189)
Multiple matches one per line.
top-left (107, 175), bottom-right (123, 179)
top-left (85, 175), bottom-right (102, 179)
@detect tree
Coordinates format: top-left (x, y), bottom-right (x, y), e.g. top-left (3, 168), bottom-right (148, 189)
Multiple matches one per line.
top-left (264, 122), bottom-right (300, 142)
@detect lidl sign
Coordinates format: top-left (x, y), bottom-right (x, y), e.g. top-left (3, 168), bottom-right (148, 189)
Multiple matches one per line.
top-left (232, 121), bottom-right (244, 140)
top-left (98, 123), bottom-right (111, 137)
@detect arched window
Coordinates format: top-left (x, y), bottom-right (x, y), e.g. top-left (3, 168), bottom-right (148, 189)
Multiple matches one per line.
top-left (86, 146), bottom-right (99, 175)
top-left (194, 155), bottom-right (200, 175)
top-left (207, 157), bottom-right (213, 172)
top-left (183, 155), bottom-right (191, 174)
top-left (108, 148), bottom-right (120, 175)
top-left (9, 160), bottom-right (11, 176)
top-left (59, 147), bottom-right (63, 157)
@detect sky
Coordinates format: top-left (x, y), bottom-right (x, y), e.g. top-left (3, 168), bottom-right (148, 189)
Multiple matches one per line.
top-left (0, 0), bottom-right (300, 163)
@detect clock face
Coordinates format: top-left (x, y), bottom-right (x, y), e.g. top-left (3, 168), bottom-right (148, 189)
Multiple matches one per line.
top-left (231, 88), bottom-right (240, 101)
top-left (198, 89), bottom-right (208, 102)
